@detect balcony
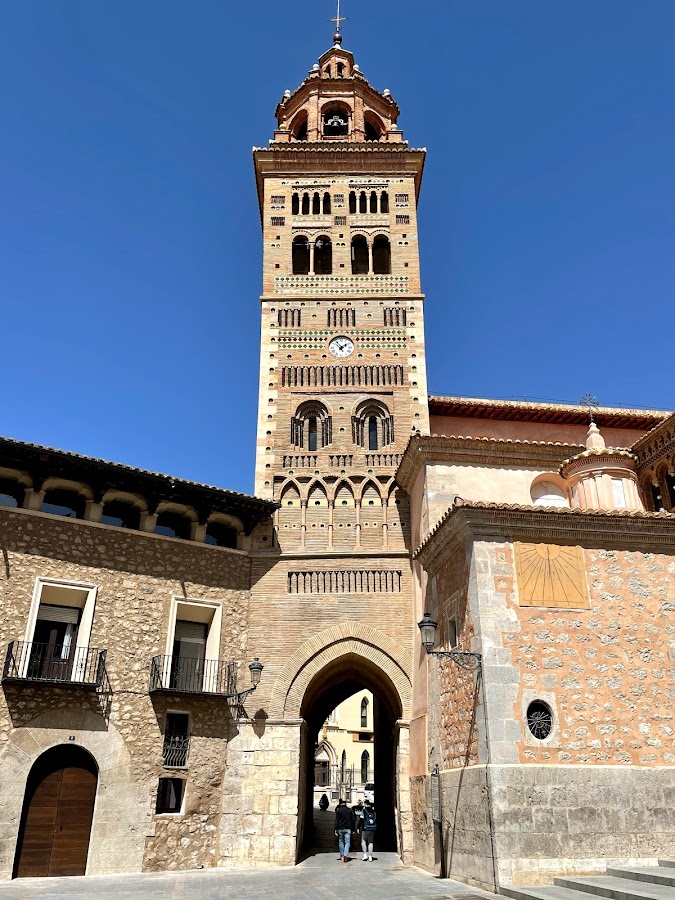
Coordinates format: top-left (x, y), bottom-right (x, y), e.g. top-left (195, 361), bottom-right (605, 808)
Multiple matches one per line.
top-left (150, 655), bottom-right (238, 697)
top-left (2, 641), bottom-right (107, 690)
top-left (274, 274), bottom-right (409, 296)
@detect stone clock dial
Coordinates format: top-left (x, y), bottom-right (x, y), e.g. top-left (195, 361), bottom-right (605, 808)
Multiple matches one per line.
top-left (329, 336), bottom-right (355, 358)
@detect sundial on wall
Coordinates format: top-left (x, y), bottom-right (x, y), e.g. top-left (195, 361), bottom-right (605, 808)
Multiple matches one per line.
top-left (514, 543), bottom-right (589, 609)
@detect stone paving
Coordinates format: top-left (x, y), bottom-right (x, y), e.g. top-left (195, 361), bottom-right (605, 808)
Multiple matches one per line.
top-left (0, 852), bottom-right (499, 899)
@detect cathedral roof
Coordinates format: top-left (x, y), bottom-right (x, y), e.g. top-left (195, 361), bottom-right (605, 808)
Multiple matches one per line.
top-left (428, 395), bottom-right (669, 430)
top-left (413, 498), bottom-right (675, 567)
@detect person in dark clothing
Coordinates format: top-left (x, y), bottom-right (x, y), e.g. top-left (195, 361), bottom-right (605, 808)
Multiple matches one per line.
top-left (360, 799), bottom-right (377, 861)
top-left (319, 793), bottom-right (329, 811)
top-left (334, 799), bottom-right (356, 862)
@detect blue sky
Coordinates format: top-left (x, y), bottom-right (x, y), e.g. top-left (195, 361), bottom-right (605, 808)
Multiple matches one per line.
top-left (1, 1), bottom-right (673, 494)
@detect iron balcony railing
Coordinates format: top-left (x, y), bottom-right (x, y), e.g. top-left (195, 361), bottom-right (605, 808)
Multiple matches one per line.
top-left (162, 734), bottom-right (190, 768)
top-left (150, 655), bottom-right (238, 697)
top-left (2, 641), bottom-right (107, 690)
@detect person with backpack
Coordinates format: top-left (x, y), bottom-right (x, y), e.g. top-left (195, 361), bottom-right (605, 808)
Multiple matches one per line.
top-left (360, 799), bottom-right (376, 861)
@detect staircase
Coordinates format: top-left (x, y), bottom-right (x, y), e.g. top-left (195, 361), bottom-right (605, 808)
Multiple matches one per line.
top-left (501, 859), bottom-right (675, 900)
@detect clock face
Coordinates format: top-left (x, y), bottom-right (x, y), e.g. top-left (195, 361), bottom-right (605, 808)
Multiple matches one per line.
top-left (329, 336), bottom-right (354, 358)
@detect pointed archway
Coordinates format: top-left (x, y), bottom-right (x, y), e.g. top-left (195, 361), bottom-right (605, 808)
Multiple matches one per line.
top-left (270, 623), bottom-right (413, 863)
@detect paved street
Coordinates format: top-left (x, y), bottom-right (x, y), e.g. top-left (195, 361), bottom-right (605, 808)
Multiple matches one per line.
top-left (0, 853), bottom-right (499, 899)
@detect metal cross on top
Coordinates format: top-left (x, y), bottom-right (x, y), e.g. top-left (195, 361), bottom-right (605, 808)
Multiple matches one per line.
top-left (331, 0), bottom-right (347, 34)
top-left (580, 392), bottom-right (600, 423)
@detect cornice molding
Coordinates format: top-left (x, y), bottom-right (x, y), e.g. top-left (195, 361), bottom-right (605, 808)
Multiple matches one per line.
top-left (414, 501), bottom-right (675, 572)
top-left (632, 413), bottom-right (675, 472)
top-left (395, 434), bottom-right (584, 492)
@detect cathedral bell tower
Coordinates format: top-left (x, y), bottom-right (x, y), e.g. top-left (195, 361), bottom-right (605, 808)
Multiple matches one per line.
top-left (253, 29), bottom-right (428, 554)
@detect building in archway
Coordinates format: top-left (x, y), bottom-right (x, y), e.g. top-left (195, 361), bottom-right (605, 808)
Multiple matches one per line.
top-left (313, 690), bottom-right (374, 805)
top-left (0, 21), bottom-right (674, 895)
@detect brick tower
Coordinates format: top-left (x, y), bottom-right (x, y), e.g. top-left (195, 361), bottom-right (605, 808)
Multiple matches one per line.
top-left (253, 32), bottom-right (429, 545)
top-left (240, 28), bottom-right (428, 864)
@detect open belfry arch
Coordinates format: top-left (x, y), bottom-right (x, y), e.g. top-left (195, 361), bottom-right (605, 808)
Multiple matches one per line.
top-left (233, 23), bottom-right (428, 865)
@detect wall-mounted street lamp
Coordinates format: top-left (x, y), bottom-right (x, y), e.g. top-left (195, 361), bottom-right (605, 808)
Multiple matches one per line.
top-left (248, 658), bottom-right (264, 687)
top-left (417, 612), bottom-right (481, 672)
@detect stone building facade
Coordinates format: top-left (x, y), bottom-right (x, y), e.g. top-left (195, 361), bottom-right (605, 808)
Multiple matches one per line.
top-left (399, 398), bottom-right (675, 890)
top-left (0, 26), bottom-right (674, 896)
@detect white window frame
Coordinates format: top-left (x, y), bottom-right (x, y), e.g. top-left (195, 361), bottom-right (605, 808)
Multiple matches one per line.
top-left (21, 577), bottom-right (98, 681)
top-left (160, 597), bottom-right (223, 693)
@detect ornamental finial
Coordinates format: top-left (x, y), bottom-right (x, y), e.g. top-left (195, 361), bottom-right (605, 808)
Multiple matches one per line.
top-left (331, 0), bottom-right (347, 44)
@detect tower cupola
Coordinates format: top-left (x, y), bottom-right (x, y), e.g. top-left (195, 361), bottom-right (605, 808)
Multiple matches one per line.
top-left (273, 43), bottom-right (403, 144)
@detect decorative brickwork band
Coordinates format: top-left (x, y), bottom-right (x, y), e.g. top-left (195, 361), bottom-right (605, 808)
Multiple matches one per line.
top-left (287, 569), bottom-right (402, 594)
top-left (281, 364), bottom-right (404, 388)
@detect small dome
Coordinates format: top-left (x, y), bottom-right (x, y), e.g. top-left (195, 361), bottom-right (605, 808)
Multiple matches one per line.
top-left (333, 31), bottom-right (343, 45)
top-left (312, 63), bottom-right (320, 71)
top-left (283, 89), bottom-right (291, 100)
top-left (383, 88), bottom-right (391, 97)
top-left (353, 64), bottom-right (360, 72)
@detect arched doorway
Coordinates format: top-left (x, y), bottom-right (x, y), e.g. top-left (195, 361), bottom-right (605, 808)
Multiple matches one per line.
top-left (298, 653), bottom-right (404, 856)
top-left (13, 745), bottom-right (98, 878)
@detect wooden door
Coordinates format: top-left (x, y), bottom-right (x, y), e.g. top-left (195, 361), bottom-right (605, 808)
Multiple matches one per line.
top-left (15, 761), bottom-right (97, 878)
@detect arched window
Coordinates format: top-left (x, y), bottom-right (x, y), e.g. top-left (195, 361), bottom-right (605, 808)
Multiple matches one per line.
top-left (323, 192), bottom-right (331, 214)
top-left (380, 191), bottom-right (389, 213)
top-left (361, 750), bottom-right (369, 784)
top-left (0, 477), bottom-right (23, 508)
top-left (368, 417), bottom-right (378, 450)
top-left (337, 62), bottom-right (345, 78)
top-left (372, 236), bottom-right (391, 274)
top-left (100, 499), bottom-right (141, 529)
top-left (365, 120), bottom-right (379, 141)
top-left (291, 400), bottom-right (332, 449)
top-left (364, 113), bottom-right (383, 142)
top-left (312, 192), bottom-right (321, 215)
top-left (314, 236), bottom-right (332, 274)
top-left (42, 488), bottom-right (85, 519)
top-left (666, 471), bottom-right (675, 510)
top-left (205, 521), bottom-right (238, 548)
top-left (351, 236), bottom-right (369, 275)
top-left (370, 191), bottom-right (378, 213)
top-left (651, 482), bottom-right (665, 511)
top-left (308, 417), bottom-right (318, 451)
top-left (359, 191), bottom-right (367, 214)
top-left (349, 191), bottom-right (357, 214)
top-left (291, 111), bottom-right (308, 141)
top-left (352, 399), bottom-right (394, 449)
top-left (301, 193), bottom-right (310, 215)
top-left (291, 194), bottom-right (299, 215)
top-left (292, 236), bottom-right (310, 275)
top-left (361, 697), bottom-right (368, 729)
top-left (323, 106), bottom-right (349, 137)
top-left (155, 510), bottom-right (191, 540)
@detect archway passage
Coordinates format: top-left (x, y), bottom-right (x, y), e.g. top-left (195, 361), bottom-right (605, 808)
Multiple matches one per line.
top-left (298, 653), bottom-right (402, 857)
top-left (13, 745), bottom-right (98, 878)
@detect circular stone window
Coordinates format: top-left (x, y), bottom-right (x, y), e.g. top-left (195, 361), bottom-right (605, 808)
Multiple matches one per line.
top-left (526, 700), bottom-right (553, 740)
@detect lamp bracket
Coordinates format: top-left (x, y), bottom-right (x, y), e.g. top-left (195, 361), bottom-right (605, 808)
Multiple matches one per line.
top-left (427, 650), bottom-right (482, 672)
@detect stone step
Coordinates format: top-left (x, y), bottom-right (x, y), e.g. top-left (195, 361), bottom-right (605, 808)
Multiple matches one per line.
top-left (657, 860), bottom-right (675, 869)
top-left (500, 886), bottom-right (595, 900)
top-left (553, 875), bottom-right (675, 899)
top-left (607, 867), bottom-right (675, 888)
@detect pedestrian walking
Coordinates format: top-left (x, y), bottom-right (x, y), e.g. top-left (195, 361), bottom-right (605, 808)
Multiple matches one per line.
top-left (334, 798), bottom-right (355, 862)
top-left (360, 799), bottom-right (376, 861)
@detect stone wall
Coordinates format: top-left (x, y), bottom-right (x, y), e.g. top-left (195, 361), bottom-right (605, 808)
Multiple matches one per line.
top-left (410, 767), bottom-right (496, 891)
top-left (490, 763), bottom-right (675, 886)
